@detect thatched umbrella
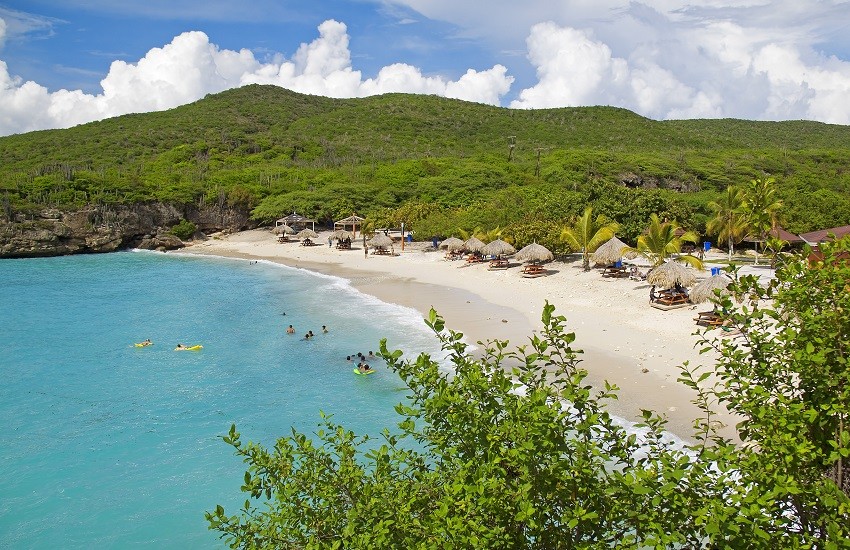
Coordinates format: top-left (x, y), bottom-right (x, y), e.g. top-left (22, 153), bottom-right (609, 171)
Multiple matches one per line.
top-left (689, 274), bottom-right (732, 304)
top-left (464, 237), bottom-right (486, 253)
top-left (514, 243), bottom-right (553, 264)
top-left (646, 261), bottom-right (698, 289)
top-left (482, 239), bottom-right (516, 258)
top-left (368, 234), bottom-right (393, 249)
top-left (591, 236), bottom-right (630, 266)
top-left (296, 229), bottom-right (319, 241)
top-left (439, 237), bottom-right (465, 251)
top-left (330, 229), bottom-right (353, 241)
top-left (273, 224), bottom-right (294, 235)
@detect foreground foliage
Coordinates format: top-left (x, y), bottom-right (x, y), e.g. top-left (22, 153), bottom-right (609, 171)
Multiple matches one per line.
top-left (207, 238), bottom-right (850, 548)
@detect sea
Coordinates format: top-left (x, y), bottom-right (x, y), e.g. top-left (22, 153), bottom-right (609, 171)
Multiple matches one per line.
top-left (0, 250), bottom-right (445, 548)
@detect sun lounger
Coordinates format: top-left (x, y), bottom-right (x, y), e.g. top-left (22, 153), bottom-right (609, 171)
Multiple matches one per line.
top-left (602, 265), bottom-right (629, 278)
top-left (488, 258), bottom-right (510, 270)
top-left (521, 264), bottom-right (547, 278)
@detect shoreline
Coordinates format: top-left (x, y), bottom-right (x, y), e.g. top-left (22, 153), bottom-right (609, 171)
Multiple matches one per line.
top-left (182, 229), bottom-right (743, 441)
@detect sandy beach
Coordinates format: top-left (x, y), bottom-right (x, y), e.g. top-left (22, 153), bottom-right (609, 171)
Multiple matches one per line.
top-left (182, 229), bottom-right (757, 441)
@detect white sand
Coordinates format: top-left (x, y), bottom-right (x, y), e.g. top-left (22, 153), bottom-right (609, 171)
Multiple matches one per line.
top-left (182, 229), bottom-right (761, 440)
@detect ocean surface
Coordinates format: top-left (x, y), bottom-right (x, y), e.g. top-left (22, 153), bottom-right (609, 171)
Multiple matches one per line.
top-left (0, 251), bottom-right (444, 548)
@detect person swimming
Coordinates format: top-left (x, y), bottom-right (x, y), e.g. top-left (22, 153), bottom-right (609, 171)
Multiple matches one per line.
top-left (286, 325), bottom-right (295, 334)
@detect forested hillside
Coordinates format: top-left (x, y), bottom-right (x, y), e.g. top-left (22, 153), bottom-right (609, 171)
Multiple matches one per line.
top-left (2, 84), bottom-right (849, 249)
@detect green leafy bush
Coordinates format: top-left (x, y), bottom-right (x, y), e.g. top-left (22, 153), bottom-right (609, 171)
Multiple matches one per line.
top-left (169, 219), bottom-right (197, 240)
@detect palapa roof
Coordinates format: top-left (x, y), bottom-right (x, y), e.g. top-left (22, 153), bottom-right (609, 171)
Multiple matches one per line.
top-left (330, 229), bottom-right (353, 240)
top-left (335, 214), bottom-right (365, 224)
top-left (368, 234), bottom-right (393, 248)
top-left (646, 260), bottom-right (698, 289)
top-left (439, 237), bottom-right (465, 251)
top-left (272, 224), bottom-right (294, 235)
top-left (278, 212), bottom-right (315, 225)
top-left (464, 236), bottom-right (486, 253)
top-left (482, 239), bottom-right (516, 257)
top-left (591, 237), bottom-right (629, 266)
top-left (295, 229), bottom-right (319, 240)
top-left (689, 274), bottom-right (732, 304)
top-left (514, 243), bottom-right (553, 263)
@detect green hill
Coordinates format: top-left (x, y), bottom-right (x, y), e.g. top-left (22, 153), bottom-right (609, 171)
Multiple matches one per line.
top-left (2, 84), bottom-right (849, 247)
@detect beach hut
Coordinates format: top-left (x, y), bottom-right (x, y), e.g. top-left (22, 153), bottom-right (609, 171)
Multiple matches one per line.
top-left (295, 229), bottom-right (319, 244)
top-left (798, 224), bottom-right (850, 246)
top-left (482, 239), bottom-right (516, 258)
top-left (334, 215), bottom-right (366, 239)
top-left (464, 237), bottom-right (486, 253)
top-left (368, 233), bottom-right (394, 255)
top-left (591, 237), bottom-right (630, 266)
top-left (277, 212), bottom-right (316, 232)
top-left (689, 274), bottom-right (733, 304)
top-left (646, 260), bottom-right (698, 289)
top-left (330, 229), bottom-right (353, 241)
top-left (514, 243), bottom-right (553, 265)
top-left (439, 237), bottom-right (465, 252)
top-left (273, 224), bottom-right (295, 236)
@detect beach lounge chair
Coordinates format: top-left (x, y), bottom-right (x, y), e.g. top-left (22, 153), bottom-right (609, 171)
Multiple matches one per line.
top-left (694, 311), bottom-right (724, 327)
top-left (521, 264), bottom-right (547, 278)
top-left (465, 254), bottom-right (485, 264)
top-left (488, 258), bottom-right (510, 270)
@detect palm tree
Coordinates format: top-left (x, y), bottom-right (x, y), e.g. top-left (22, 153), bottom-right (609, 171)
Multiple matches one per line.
top-left (627, 214), bottom-right (703, 268)
top-left (560, 207), bottom-right (619, 271)
top-left (457, 226), bottom-right (504, 243)
top-left (741, 177), bottom-right (783, 265)
top-left (706, 185), bottom-right (749, 262)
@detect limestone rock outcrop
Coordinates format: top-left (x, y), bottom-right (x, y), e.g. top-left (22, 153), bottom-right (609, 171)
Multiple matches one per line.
top-left (0, 203), bottom-right (254, 258)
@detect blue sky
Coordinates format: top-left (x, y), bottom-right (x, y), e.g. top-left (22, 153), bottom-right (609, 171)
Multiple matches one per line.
top-left (1, 1), bottom-right (850, 136)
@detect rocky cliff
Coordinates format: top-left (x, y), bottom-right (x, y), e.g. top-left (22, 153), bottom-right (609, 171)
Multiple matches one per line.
top-left (0, 203), bottom-right (254, 258)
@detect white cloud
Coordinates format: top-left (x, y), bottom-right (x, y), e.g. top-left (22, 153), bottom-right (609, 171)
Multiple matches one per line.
top-left (0, 18), bottom-right (7, 49)
top-left (505, 9), bottom-right (850, 124)
top-left (0, 19), bottom-right (513, 136)
top-left (393, 1), bottom-right (850, 123)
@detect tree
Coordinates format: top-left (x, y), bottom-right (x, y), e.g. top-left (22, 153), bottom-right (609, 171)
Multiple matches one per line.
top-left (741, 177), bottom-right (783, 265)
top-left (706, 185), bottom-right (749, 262)
top-left (680, 237), bottom-right (850, 543)
top-left (560, 206), bottom-right (618, 271)
top-left (626, 213), bottom-right (702, 268)
top-left (763, 234), bottom-right (788, 270)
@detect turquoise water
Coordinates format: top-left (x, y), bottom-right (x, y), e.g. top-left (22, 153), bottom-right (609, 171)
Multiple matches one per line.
top-left (0, 251), bottom-right (441, 548)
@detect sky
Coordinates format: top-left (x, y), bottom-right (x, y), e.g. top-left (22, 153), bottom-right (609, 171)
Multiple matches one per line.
top-left (1, 1), bottom-right (850, 137)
